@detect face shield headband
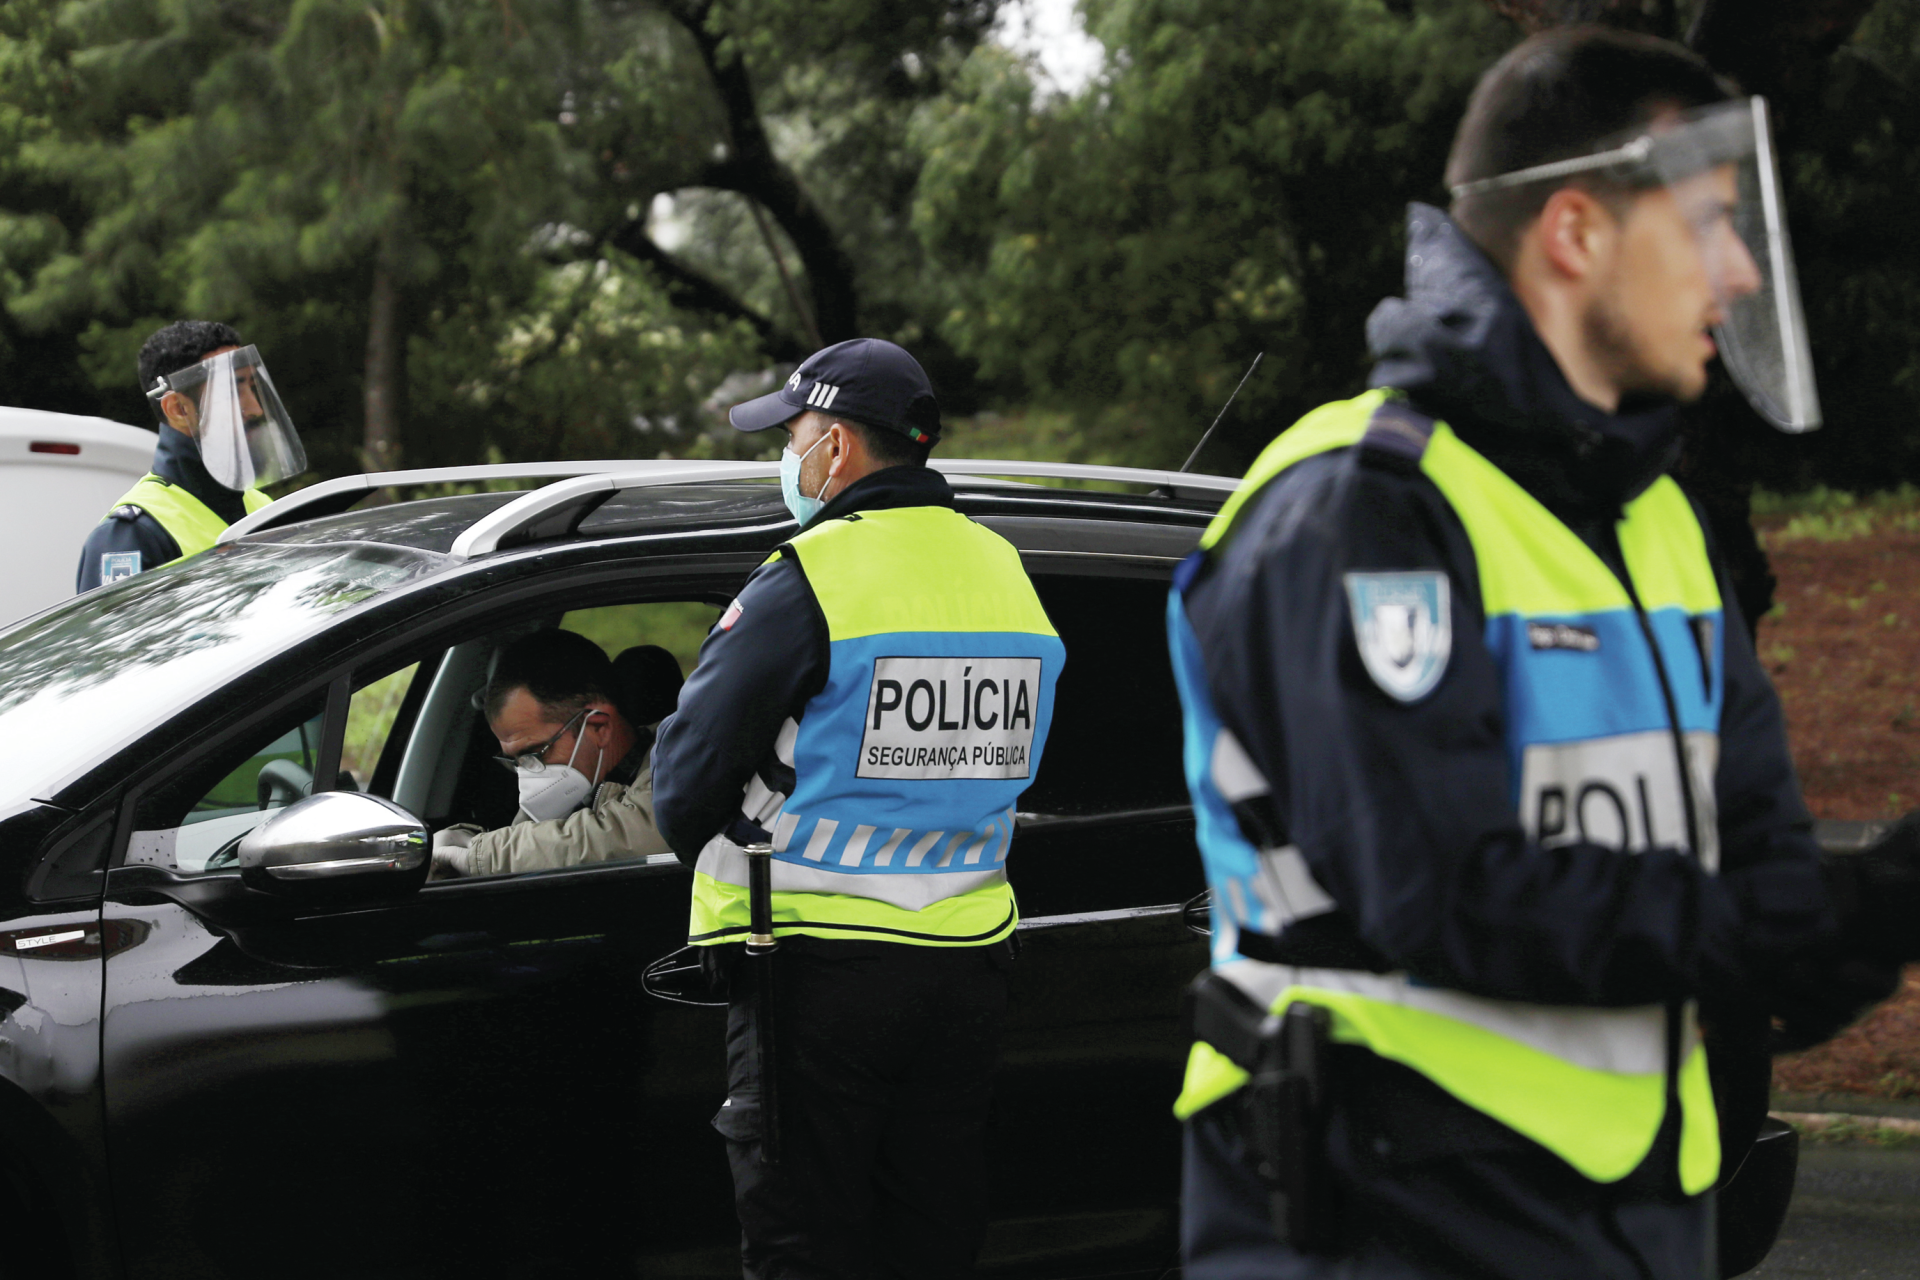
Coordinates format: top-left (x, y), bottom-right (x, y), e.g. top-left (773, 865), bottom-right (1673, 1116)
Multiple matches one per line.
top-left (1451, 97), bottom-right (1820, 433)
top-left (146, 344), bottom-right (309, 489)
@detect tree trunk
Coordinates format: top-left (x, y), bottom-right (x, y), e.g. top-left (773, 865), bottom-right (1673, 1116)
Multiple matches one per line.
top-left (363, 231), bottom-right (405, 474)
top-left (664, 0), bottom-right (860, 346)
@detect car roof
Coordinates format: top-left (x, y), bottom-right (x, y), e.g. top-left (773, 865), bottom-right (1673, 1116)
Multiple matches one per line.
top-left (229, 460), bottom-right (1235, 558)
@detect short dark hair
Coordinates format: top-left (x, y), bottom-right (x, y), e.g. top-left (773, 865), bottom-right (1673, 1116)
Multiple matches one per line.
top-left (485, 630), bottom-right (617, 723)
top-left (1445, 27), bottom-right (1731, 271)
top-left (842, 417), bottom-right (932, 468)
top-left (138, 320), bottom-right (244, 392)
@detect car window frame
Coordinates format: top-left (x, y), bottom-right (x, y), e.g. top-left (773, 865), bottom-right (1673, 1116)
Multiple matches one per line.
top-left (103, 551), bottom-right (766, 903)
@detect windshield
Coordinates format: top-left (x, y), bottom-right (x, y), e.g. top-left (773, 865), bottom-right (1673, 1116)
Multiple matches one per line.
top-left (0, 542), bottom-right (442, 809)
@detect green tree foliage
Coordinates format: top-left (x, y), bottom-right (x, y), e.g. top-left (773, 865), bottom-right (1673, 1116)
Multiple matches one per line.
top-left (914, 0), bottom-right (1513, 471)
top-left (0, 0), bottom-right (983, 477)
top-left (5, 0), bottom-right (1917, 499)
top-left (1734, 1), bottom-right (1920, 491)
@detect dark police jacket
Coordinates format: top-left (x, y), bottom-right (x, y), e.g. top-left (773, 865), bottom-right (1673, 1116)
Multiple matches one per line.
top-left (75, 425), bottom-right (253, 592)
top-left (652, 465), bottom-right (960, 862)
top-left (1183, 207), bottom-right (1843, 1060)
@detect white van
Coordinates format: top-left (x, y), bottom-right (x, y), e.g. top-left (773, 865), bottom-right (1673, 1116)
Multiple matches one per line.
top-left (0, 407), bottom-right (157, 621)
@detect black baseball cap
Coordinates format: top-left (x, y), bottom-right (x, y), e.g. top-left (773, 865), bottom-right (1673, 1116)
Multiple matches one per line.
top-left (728, 338), bottom-right (941, 444)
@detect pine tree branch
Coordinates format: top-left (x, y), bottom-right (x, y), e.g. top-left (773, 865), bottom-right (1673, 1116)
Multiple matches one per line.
top-left (659, 0), bottom-right (860, 345)
top-left (604, 218), bottom-right (805, 360)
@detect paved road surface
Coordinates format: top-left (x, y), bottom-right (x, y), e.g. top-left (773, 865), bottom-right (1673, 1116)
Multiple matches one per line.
top-left (1746, 1145), bottom-right (1920, 1278)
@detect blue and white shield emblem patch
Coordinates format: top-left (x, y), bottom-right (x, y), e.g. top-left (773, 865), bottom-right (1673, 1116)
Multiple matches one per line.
top-left (1344, 571), bottom-right (1450, 703)
top-left (100, 551), bottom-right (142, 583)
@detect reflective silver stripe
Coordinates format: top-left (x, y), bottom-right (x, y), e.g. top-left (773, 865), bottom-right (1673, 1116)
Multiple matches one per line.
top-left (1224, 878), bottom-right (1254, 931)
top-left (1255, 845), bottom-right (1336, 921)
top-left (802, 818), bottom-right (839, 861)
top-left (1206, 727), bottom-right (1338, 931)
top-left (1684, 732), bottom-right (1720, 873)
top-left (906, 832), bottom-right (943, 866)
top-left (1214, 960), bottom-right (1676, 1076)
top-left (741, 773), bottom-right (786, 826)
top-left (695, 834), bottom-right (1006, 911)
top-left (874, 829), bottom-right (910, 865)
top-left (1210, 728), bottom-right (1268, 802)
top-left (771, 811), bottom-right (801, 851)
top-left (841, 825), bottom-right (876, 867)
top-left (1518, 728), bottom-right (1720, 870)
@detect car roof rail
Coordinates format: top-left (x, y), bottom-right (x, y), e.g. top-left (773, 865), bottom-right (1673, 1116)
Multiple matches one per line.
top-left (218, 460), bottom-right (653, 544)
top-left (933, 459), bottom-right (1236, 497)
top-left (445, 458), bottom-right (1238, 561)
top-left (224, 457), bottom-right (1240, 554)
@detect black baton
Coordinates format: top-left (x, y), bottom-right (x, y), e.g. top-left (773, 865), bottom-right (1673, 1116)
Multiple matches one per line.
top-left (743, 842), bottom-right (781, 1165)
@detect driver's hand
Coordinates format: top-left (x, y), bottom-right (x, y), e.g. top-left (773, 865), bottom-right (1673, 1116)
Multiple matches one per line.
top-left (429, 825), bottom-right (480, 879)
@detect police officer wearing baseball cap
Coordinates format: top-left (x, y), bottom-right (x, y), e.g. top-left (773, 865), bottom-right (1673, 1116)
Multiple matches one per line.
top-left (652, 339), bottom-right (1066, 1278)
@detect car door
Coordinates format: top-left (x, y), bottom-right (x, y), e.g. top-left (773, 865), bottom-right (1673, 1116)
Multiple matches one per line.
top-left (97, 566), bottom-right (755, 1279)
top-left (972, 526), bottom-right (1210, 1279)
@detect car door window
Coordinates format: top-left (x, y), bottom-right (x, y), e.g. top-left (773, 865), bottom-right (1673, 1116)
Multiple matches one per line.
top-left (1006, 571), bottom-right (1201, 916)
top-left (343, 662), bottom-right (420, 789)
top-left (384, 598), bottom-right (720, 881)
top-left (1021, 573), bottom-right (1188, 816)
top-left (128, 698), bottom-right (327, 873)
top-left (126, 662), bottom-right (433, 873)
top-left (561, 601), bottom-right (719, 685)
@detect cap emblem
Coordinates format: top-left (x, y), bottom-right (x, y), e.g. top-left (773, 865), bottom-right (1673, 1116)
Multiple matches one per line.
top-left (785, 370), bottom-right (802, 391)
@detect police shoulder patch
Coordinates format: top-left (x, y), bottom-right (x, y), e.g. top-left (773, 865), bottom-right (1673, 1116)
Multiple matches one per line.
top-left (1344, 570), bottom-right (1451, 703)
top-left (100, 551), bottom-right (142, 583)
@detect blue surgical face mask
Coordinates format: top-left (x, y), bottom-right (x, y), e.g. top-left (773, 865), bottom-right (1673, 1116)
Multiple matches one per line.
top-left (779, 432), bottom-right (831, 525)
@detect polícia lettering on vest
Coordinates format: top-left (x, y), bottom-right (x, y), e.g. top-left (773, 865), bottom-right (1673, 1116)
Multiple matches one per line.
top-left (860, 656), bottom-right (1042, 781)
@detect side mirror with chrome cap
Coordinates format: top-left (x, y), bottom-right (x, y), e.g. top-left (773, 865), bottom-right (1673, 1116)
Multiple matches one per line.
top-left (237, 791), bottom-right (430, 900)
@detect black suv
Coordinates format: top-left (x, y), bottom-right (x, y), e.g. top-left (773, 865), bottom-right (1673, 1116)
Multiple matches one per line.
top-left (0, 459), bottom-right (1794, 1277)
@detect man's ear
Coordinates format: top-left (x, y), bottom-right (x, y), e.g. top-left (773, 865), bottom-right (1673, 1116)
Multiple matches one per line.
top-left (826, 421), bottom-right (860, 476)
top-left (160, 391), bottom-right (197, 434)
top-left (1531, 186), bottom-right (1617, 283)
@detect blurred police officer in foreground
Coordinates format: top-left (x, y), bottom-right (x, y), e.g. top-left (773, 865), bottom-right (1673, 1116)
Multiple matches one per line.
top-left (652, 339), bottom-right (1065, 1277)
top-left (76, 319), bottom-right (306, 592)
top-left (1169, 27), bottom-right (1920, 1279)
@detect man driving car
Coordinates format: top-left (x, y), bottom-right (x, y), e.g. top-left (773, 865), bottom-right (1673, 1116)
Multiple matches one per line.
top-left (430, 629), bottom-right (672, 877)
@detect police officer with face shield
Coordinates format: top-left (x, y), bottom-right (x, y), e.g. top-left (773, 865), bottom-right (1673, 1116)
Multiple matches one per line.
top-left (1170, 27), bottom-right (1916, 1279)
top-left (650, 339), bottom-right (1066, 1279)
top-left (76, 319), bottom-right (306, 592)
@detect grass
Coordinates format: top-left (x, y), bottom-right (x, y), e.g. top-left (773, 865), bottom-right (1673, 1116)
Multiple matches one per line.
top-left (1780, 1114), bottom-right (1920, 1148)
top-left (1755, 485), bottom-right (1920, 542)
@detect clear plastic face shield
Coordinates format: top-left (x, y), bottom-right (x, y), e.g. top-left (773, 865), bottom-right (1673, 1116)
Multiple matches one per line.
top-left (1452, 97), bottom-right (1820, 432)
top-left (145, 345), bottom-right (308, 489)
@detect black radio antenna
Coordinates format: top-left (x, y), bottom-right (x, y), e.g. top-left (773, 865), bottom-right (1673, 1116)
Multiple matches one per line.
top-left (1179, 352), bottom-right (1263, 473)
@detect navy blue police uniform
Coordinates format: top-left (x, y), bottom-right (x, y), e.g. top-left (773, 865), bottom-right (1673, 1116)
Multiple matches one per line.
top-left (1171, 208), bottom-right (1888, 1279)
top-left (652, 340), bottom-right (1064, 1280)
top-left (76, 424), bottom-right (252, 592)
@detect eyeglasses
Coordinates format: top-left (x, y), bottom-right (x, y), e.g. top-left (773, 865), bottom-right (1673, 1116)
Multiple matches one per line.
top-left (494, 708), bottom-right (591, 773)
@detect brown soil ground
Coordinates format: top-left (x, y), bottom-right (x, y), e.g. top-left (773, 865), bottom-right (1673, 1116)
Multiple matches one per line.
top-left (1753, 503), bottom-right (1920, 1099)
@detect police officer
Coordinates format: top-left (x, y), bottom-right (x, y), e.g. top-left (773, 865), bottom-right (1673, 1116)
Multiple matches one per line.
top-left (652, 338), bottom-right (1065, 1278)
top-left (1169, 28), bottom-right (1909, 1279)
top-left (76, 320), bottom-right (306, 591)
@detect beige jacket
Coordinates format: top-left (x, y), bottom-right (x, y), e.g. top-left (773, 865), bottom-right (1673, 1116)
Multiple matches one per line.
top-left (467, 758), bottom-right (671, 876)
